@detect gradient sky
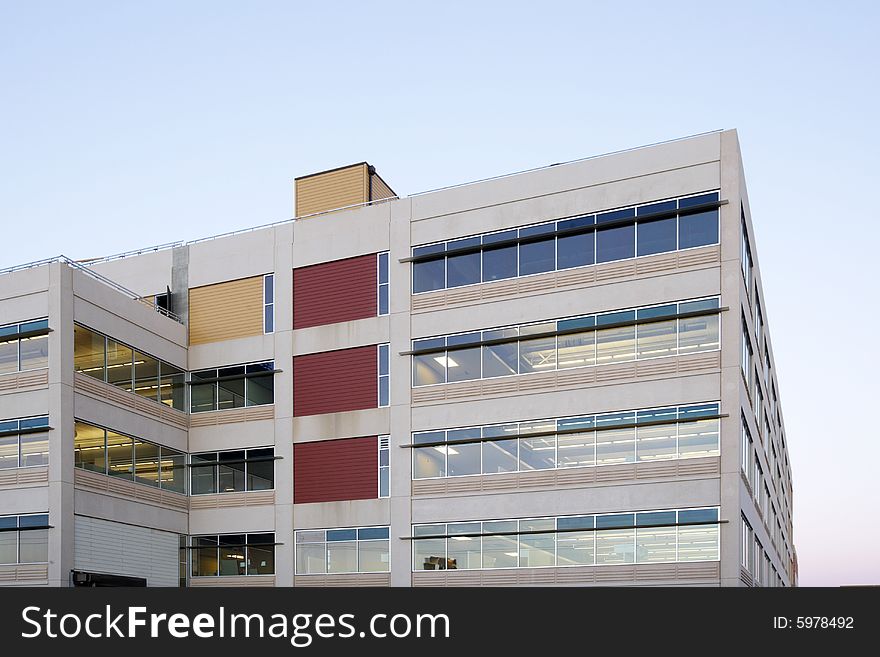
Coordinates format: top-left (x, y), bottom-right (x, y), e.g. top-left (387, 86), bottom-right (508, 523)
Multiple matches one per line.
top-left (1, 2), bottom-right (877, 586)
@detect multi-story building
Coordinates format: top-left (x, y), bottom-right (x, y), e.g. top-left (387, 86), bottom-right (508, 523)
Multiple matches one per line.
top-left (0, 130), bottom-right (796, 587)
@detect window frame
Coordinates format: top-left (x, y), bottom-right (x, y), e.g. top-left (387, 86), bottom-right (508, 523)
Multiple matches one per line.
top-left (263, 273), bottom-right (275, 334)
top-left (295, 526), bottom-right (391, 575)
top-left (377, 252), bottom-right (390, 316)
top-left (188, 447), bottom-right (276, 496)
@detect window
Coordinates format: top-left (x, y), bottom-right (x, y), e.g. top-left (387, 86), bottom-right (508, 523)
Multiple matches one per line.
top-left (0, 319), bottom-right (49, 375)
top-left (295, 526), bottom-right (390, 574)
top-left (412, 298), bottom-right (721, 386)
top-left (377, 252), bottom-right (390, 315)
top-left (741, 211), bottom-right (753, 295)
top-left (74, 324), bottom-right (186, 411)
top-left (378, 344), bottom-right (390, 407)
top-left (741, 417), bottom-right (753, 477)
top-left (263, 274), bottom-right (275, 334)
top-left (410, 192), bottom-right (720, 293)
top-left (190, 447), bottom-right (274, 495)
top-left (741, 316), bottom-right (752, 384)
top-left (190, 533), bottom-right (275, 577)
top-left (741, 516), bottom-right (753, 571)
top-left (411, 508), bottom-right (719, 571)
top-left (189, 361), bottom-right (275, 413)
top-left (0, 416), bottom-right (49, 469)
top-left (411, 403), bottom-right (720, 480)
top-left (0, 514), bottom-right (49, 564)
top-left (74, 421), bottom-right (185, 493)
top-left (378, 436), bottom-right (390, 498)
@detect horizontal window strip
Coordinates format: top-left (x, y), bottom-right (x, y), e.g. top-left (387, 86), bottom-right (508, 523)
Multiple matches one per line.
top-left (403, 412), bottom-right (726, 449)
top-left (404, 304), bottom-right (726, 357)
top-left (403, 518), bottom-right (726, 541)
top-left (402, 197), bottom-right (727, 263)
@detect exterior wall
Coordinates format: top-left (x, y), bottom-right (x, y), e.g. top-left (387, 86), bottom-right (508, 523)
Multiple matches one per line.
top-left (293, 345), bottom-right (378, 417)
top-left (188, 275), bottom-right (265, 345)
top-left (293, 254), bottom-right (377, 329)
top-left (295, 163), bottom-right (369, 217)
top-left (0, 130), bottom-right (795, 588)
top-left (293, 436), bottom-right (378, 503)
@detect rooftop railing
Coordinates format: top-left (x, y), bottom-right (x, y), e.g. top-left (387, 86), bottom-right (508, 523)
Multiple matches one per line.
top-left (0, 256), bottom-right (184, 324)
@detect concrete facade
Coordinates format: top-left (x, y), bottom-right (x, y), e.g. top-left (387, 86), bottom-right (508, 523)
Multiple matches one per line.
top-left (0, 129), bottom-right (795, 587)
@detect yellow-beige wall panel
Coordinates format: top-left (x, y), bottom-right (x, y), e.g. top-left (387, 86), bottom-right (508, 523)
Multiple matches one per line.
top-left (369, 173), bottom-right (396, 202)
top-left (189, 275), bottom-right (264, 345)
top-left (0, 369), bottom-right (48, 395)
top-left (0, 564), bottom-right (49, 584)
top-left (295, 163), bottom-right (368, 217)
top-left (0, 466), bottom-right (49, 489)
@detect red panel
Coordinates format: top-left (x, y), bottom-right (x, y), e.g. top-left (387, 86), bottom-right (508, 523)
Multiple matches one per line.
top-left (293, 345), bottom-right (378, 417)
top-left (294, 436), bottom-right (378, 503)
top-left (293, 254), bottom-right (377, 329)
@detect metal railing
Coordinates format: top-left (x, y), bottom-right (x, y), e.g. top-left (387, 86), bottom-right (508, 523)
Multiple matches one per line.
top-left (0, 255), bottom-right (184, 324)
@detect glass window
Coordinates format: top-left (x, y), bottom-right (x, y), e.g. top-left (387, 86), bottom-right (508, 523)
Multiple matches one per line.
top-left (218, 535), bottom-right (246, 576)
top-left (481, 335), bottom-right (518, 379)
top-left (358, 538), bottom-right (390, 572)
top-left (556, 429), bottom-right (595, 468)
top-left (327, 537), bottom-right (358, 574)
top-left (133, 352), bottom-right (159, 402)
top-left (378, 437), bottom-right (389, 498)
top-left (246, 533), bottom-right (275, 575)
top-left (412, 246), bottom-right (445, 293)
top-left (636, 318), bottom-right (677, 360)
top-left (160, 448), bottom-right (185, 494)
top-left (0, 520), bottom-right (15, 563)
top-left (218, 451), bottom-right (246, 493)
top-left (636, 511), bottom-right (677, 563)
top-left (595, 427), bottom-right (636, 465)
top-left (636, 422), bottom-right (677, 462)
top-left (556, 216), bottom-right (594, 270)
top-left (413, 534), bottom-right (447, 571)
top-left (19, 432), bottom-right (48, 468)
top-left (296, 540), bottom-right (326, 575)
top-left (595, 514), bottom-right (635, 565)
top-left (519, 427), bottom-right (556, 471)
top-left (447, 429), bottom-right (481, 477)
top-left (105, 340), bottom-right (133, 391)
top-left (247, 448), bottom-right (274, 491)
top-left (74, 325), bottom-right (105, 380)
top-left (447, 523), bottom-right (481, 570)
top-left (218, 366), bottom-right (246, 410)
top-left (378, 343), bottom-right (390, 406)
top-left (445, 237), bottom-right (481, 288)
top-left (679, 314), bottom-right (720, 354)
top-left (245, 363), bottom-right (274, 406)
top-left (518, 225), bottom-right (555, 276)
top-left (678, 509), bottom-right (719, 561)
top-left (133, 440), bottom-right (159, 487)
top-left (557, 516), bottom-right (595, 566)
top-left (263, 274), bottom-right (275, 333)
top-left (19, 335), bottom-right (48, 371)
top-left (74, 422), bottom-right (106, 473)
top-left (482, 438), bottom-right (517, 474)
top-left (596, 325), bottom-right (635, 364)
top-left (596, 208), bottom-right (635, 263)
top-left (106, 432), bottom-right (133, 480)
top-left (519, 518), bottom-right (555, 567)
top-left (679, 418), bottom-right (720, 459)
top-left (518, 324), bottom-right (556, 374)
top-left (636, 200), bottom-right (677, 256)
top-left (377, 252), bottom-right (390, 315)
top-left (481, 231), bottom-right (517, 282)
top-left (190, 371), bottom-right (217, 413)
top-left (413, 444), bottom-right (446, 479)
top-left (0, 336), bottom-right (17, 375)
top-left (412, 338), bottom-right (446, 386)
top-left (482, 520), bottom-right (518, 569)
top-left (557, 329), bottom-right (595, 369)
top-left (190, 454), bottom-right (217, 495)
top-left (445, 334), bottom-right (481, 383)
top-left (19, 527), bottom-right (49, 563)
top-left (679, 193), bottom-right (719, 249)
top-left (193, 536), bottom-right (218, 577)
top-left (159, 363), bottom-right (185, 411)
top-left (0, 434), bottom-right (17, 469)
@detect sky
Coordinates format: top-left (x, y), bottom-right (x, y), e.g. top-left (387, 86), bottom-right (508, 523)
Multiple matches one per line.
top-left (1, 1), bottom-right (878, 586)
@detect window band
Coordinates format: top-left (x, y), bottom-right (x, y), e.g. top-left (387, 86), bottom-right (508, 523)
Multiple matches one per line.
top-left (400, 199), bottom-right (728, 264)
top-left (402, 306), bottom-right (728, 357)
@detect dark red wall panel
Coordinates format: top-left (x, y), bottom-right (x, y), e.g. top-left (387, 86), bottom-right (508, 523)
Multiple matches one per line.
top-left (293, 345), bottom-right (378, 417)
top-left (293, 254), bottom-right (377, 329)
top-left (294, 436), bottom-right (378, 503)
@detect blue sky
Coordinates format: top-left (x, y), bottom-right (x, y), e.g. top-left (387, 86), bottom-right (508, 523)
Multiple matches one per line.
top-left (1, 1), bottom-right (878, 585)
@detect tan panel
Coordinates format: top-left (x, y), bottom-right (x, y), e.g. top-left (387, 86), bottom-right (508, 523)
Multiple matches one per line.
top-left (369, 172), bottom-right (396, 202)
top-left (188, 276), bottom-right (264, 345)
top-left (295, 164), bottom-right (368, 217)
